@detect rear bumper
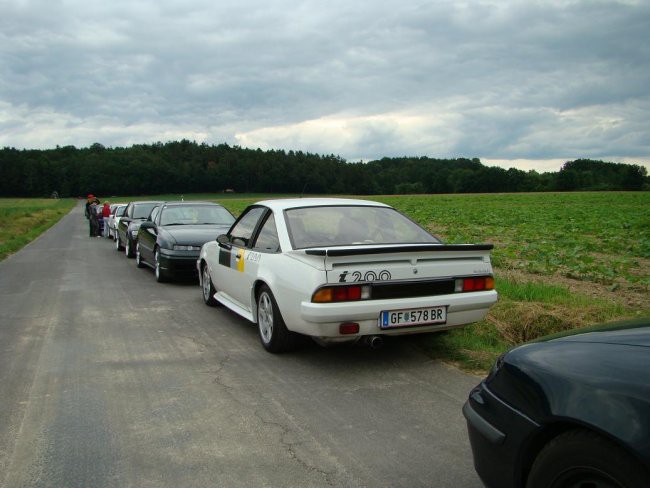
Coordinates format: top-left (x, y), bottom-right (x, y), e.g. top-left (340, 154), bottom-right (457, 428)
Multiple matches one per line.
top-left (297, 290), bottom-right (497, 337)
top-left (463, 382), bottom-right (539, 488)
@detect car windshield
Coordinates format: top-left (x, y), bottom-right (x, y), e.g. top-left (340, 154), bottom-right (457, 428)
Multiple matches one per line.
top-left (285, 205), bottom-right (440, 249)
top-left (160, 205), bottom-right (235, 226)
top-left (133, 203), bottom-right (159, 219)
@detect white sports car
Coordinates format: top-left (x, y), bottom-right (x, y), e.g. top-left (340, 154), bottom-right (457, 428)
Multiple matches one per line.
top-left (107, 204), bottom-right (127, 239)
top-left (198, 198), bottom-right (497, 352)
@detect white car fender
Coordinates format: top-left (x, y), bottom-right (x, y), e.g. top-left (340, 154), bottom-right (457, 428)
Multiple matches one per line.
top-left (251, 252), bottom-right (324, 331)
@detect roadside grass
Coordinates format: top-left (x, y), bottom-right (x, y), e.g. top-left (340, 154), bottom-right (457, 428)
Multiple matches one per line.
top-left (6, 192), bottom-right (648, 373)
top-left (0, 198), bottom-right (76, 261)
top-left (420, 274), bottom-right (631, 371)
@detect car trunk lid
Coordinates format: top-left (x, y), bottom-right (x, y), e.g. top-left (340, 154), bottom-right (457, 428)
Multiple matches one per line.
top-left (304, 244), bottom-right (494, 284)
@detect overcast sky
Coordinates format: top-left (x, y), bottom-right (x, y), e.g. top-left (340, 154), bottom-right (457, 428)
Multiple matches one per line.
top-left (1, 0), bottom-right (649, 172)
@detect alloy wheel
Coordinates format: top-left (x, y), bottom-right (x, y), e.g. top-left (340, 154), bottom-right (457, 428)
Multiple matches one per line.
top-left (258, 291), bottom-right (274, 344)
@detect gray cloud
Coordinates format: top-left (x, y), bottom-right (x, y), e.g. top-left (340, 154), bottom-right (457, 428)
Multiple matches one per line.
top-left (1, 0), bottom-right (649, 171)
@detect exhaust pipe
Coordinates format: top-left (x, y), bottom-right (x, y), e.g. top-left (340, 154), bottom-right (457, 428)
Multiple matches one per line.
top-left (363, 335), bottom-right (384, 350)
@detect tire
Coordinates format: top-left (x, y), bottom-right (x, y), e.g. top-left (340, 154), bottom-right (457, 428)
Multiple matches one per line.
top-left (125, 238), bottom-right (135, 258)
top-left (115, 233), bottom-right (123, 251)
top-left (135, 243), bottom-right (146, 268)
top-left (154, 248), bottom-right (168, 283)
top-left (201, 263), bottom-right (219, 306)
top-left (526, 429), bottom-right (650, 488)
top-left (256, 285), bottom-right (298, 353)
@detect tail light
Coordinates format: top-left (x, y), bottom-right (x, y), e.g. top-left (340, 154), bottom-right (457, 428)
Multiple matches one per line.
top-left (455, 276), bottom-right (495, 292)
top-left (312, 285), bottom-right (371, 303)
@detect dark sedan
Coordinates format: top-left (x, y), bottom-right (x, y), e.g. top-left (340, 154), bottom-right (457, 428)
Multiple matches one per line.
top-left (464, 318), bottom-right (650, 488)
top-left (135, 201), bottom-right (235, 282)
top-left (115, 201), bottom-right (163, 258)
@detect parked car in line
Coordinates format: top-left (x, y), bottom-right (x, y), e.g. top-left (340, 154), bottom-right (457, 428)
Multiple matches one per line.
top-left (106, 204), bottom-right (127, 239)
top-left (135, 201), bottom-right (235, 282)
top-left (463, 318), bottom-right (650, 488)
top-left (197, 198), bottom-right (497, 352)
top-left (115, 200), bottom-right (163, 258)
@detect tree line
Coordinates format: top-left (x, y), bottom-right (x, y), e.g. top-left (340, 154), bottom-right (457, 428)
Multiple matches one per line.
top-left (0, 140), bottom-right (647, 197)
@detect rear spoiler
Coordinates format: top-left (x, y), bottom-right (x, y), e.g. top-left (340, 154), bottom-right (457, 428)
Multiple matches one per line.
top-left (304, 244), bottom-right (494, 257)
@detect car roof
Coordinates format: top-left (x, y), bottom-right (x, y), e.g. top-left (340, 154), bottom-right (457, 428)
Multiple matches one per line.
top-left (254, 198), bottom-right (390, 212)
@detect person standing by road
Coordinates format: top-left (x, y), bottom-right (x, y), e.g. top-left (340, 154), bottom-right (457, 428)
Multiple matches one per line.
top-left (85, 194), bottom-right (99, 219)
top-left (89, 201), bottom-right (100, 237)
top-left (101, 201), bottom-right (111, 237)
top-left (85, 194), bottom-right (94, 219)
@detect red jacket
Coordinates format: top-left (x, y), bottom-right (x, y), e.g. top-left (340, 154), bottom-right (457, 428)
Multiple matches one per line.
top-left (102, 204), bottom-right (111, 217)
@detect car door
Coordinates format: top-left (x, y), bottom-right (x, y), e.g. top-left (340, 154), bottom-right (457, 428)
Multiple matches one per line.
top-left (244, 210), bottom-right (282, 292)
top-left (139, 205), bottom-right (161, 262)
top-left (118, 203), bottom-right (134, 243)
top-left (213, 206), bottom-right (267, 311)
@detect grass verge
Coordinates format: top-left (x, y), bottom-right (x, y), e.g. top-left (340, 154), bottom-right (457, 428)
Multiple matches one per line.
top-left (0, 199), bottom-right (76, 261)
top-left (418, 273), bottom-right (636, 371)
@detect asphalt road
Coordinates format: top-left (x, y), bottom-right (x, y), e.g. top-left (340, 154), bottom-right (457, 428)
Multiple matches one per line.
top-left (0, 203), bottom-right (485, 488)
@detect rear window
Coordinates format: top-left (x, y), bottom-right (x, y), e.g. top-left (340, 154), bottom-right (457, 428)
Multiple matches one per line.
top-left (160, 205), bottom-right (235, 226)
top-left (285, 206), bottom-right (439, 249)
top-left (133, 203), bottom-right (158, 219)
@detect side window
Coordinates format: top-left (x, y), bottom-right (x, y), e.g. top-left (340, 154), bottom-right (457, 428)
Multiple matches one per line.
top-left (149, 206), bottom-right (161, 223)
top-left (253, 214), bottom-right (280, 252)
top-left (229, 207), bottom-right (265, 247)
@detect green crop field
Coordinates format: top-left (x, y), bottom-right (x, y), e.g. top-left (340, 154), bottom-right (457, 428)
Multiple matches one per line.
top-left (382, 192), bottom-right (649, 369)
top-left (3, 192), bottom-right (648, 371)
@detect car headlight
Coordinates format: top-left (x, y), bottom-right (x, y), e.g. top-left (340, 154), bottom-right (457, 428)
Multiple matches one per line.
top-left (173, 245), bottom-right (200, 251)
top-left (130, 229), bottom-right (138, 236)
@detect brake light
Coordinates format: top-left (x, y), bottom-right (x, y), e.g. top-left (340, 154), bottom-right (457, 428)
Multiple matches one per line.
top-left (455, 276), bottom-right (495, 292)
top-left (312, 285), bottom-right (371, 303)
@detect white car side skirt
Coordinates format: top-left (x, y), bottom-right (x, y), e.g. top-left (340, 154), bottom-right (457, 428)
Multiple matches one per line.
top-left (216, 291), bottom-right (255, 323)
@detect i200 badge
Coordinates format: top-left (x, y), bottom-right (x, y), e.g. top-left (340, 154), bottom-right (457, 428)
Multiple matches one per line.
top-left (338, 270), bottom-right (392, 283)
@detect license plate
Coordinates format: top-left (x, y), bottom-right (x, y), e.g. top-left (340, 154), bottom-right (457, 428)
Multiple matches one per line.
top-left (379, 306), bottom-right (447, 329)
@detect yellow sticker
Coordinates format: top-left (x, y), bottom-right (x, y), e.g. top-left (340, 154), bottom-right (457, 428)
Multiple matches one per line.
top-left (237, 248), bottom-right (245, 272)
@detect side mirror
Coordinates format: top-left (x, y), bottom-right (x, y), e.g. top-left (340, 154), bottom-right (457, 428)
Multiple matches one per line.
top-left (140, 221), bottom-right (155, 230)
top-left (217, 234), bottom-right (230, 245)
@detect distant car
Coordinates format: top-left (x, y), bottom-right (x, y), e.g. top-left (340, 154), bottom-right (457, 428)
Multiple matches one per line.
top-left (115, 201), bottom-right (163, 258)
top-left (197, 198), bottom-right (497, 352)
top-left (106, 204), bottom-right (127, 239)
top-left (135, 201), bottom-right (235, 282)
top-left (464, 318), bottom-right (650, 488)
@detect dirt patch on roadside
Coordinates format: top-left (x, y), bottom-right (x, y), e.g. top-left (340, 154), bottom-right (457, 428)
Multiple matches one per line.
top-left (496, 267), bottom-right (649, 310)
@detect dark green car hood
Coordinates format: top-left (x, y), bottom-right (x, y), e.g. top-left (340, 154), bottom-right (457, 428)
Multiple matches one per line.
top-left (535, 318), bottom-right (650, 347)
